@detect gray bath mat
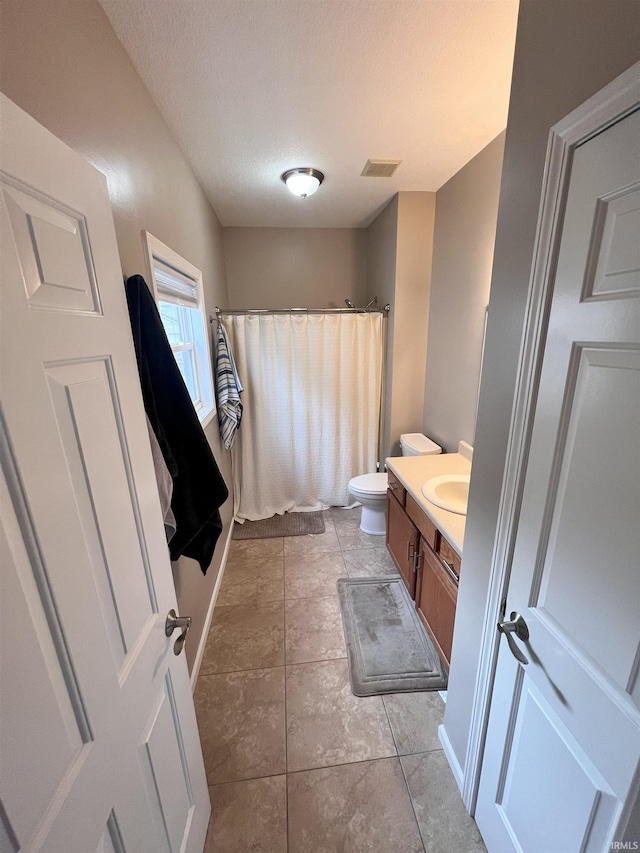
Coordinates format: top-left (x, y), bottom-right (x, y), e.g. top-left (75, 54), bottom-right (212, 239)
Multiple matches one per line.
top-left (337, 576), bottom-right (448, 696)
top-left (232, 511), bottom-right (326, 540)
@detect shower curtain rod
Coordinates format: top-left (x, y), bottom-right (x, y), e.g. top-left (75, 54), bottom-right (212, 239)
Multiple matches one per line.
top-left (210, 301), bottom-right (391, 322)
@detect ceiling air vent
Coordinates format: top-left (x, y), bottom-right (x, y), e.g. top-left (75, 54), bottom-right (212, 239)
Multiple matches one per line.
top-left (361, 159), bottom-right (402, 178)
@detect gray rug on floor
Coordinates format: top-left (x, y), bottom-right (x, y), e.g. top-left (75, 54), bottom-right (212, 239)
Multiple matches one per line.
top-left (337, 576), bottom-right (448, 696)
top-left (232, 511), bottom-right (326, 540)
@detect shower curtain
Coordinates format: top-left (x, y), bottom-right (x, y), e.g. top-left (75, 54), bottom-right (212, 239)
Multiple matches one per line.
top-left (224, 312), bottom-right (383, 521)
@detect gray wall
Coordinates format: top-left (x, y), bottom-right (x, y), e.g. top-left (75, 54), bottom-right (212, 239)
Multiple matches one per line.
top-left (390, 193), bottom-right (436, 456)
top-left (443, 0), bottom-right (640, 787)
top-left (366, 193), bottom-right (436, 458)
top-left (223, 227), bottom-right (367, 309)
top-left (423, 133), bottom-right (506, 453)
top-left (365, 196), bottom-right (399, 459)
top-left (0, 0), bottom-right (234, 674)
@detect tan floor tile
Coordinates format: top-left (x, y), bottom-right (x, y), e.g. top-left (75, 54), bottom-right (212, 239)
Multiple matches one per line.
top-left (286, 658), bottom-right (396, 772)
top-left (285, 595), bottom-right (347, 664)
top-left (227, 536), bottom-right (284, 565)
top-left (287, 757), bottom-right (423, 853)
top-left (382, 691), bottom-right (445, 755)
top-left (329, 506), bottom-right (361, 524)
top-left (336, 523), bottom-right (386, 551)
top-left (401, 751), bottom-right (487, 853)
top-left (195, 667), bottom-right (286, 784)
top-left (200, 601), bottom-right (284, 674)
top-left (330, 506), bottom-right (362, 526)
top-left (217, 556), bottom-right (284, 606)
top-left (194, 527), bottom-right (478, 853)
top-left (283, 525), bottom-right (341, 557)
top-left (284, 550), bottom-right (347, 599)
top-left (343, 547), bottom-right (399, 577)
top-left (204, 776), bottom-right (287, 853)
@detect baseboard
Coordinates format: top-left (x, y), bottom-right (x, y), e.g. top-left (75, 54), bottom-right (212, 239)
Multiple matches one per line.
top-left (439, 723), bottom-right (465, 796)
top-left (189, 519), bottom-right (235, 692)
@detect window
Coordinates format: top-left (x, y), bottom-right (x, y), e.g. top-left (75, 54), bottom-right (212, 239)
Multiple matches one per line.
top-left (143, 232), bottom-right (215, 426)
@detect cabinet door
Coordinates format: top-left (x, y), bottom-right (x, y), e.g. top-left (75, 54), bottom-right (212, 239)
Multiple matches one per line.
top-left (416, 539), bottom-right (458, 668)
top-left (386, 492), bottom-right (418, 597)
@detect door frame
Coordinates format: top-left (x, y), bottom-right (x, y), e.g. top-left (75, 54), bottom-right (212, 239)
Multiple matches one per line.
top-left (462, 60), bottom-right (640, 822)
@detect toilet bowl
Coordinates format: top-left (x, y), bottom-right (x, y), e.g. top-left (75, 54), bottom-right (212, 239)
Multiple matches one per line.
top-left (348, 472), bottom-right (388, 535)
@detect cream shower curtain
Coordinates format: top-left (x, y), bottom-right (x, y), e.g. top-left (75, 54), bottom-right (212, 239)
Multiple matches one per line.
top-left (224, 312), bottom-right (383, 521)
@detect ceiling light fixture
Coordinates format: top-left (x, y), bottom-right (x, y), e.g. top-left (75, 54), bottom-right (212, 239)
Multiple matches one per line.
top-left (281, 168), bottom-right (324, 199)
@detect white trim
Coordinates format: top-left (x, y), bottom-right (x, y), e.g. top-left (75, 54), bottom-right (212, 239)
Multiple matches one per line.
top-left (189, 518), bottom-right (235, 692)
top-left (141, 231), bottom-right (216, 423)
top-left (200, 407), bottom-right (216, 431)
top-left (143, 231), bottom-right (203, 286)
top-left (463, 61), bottom-right (640, 813)
top-left (439, 723), bottom-right (465, 794)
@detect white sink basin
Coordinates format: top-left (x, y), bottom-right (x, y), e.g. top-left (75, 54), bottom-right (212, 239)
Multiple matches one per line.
top-left (421, 474), bottom-right (470, 515)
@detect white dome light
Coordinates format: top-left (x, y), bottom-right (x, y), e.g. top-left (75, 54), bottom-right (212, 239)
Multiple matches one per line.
top-left (281, 168), bottom-right (324, 198)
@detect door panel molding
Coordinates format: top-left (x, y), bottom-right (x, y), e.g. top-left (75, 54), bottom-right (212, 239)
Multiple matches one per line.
top-left (0, 171), bottom-right (102, 315)
top-left (45, 357), bottom-right (158, 666)
top-left (0, 412), bottom-right (93, 745)
top-left (494, 665), bottom-right (525, 806)
top-left (462, 59), bottom-right (640, 817)
top-left (497, 681), bottom-right (617, 853)
top-left (583, 181), bottom-right (640, 301)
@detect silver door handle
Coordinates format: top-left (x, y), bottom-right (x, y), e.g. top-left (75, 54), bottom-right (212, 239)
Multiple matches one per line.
top-left (165, 609), bottom-right (191, 656)
top-left (497, 611), bottom-right (529, 665)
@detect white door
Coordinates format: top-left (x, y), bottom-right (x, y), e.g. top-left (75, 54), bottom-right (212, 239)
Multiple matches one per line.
top-left (475, 71), bottom-right (640, 851)
top-left (0, 96), bottom-right (210, 852)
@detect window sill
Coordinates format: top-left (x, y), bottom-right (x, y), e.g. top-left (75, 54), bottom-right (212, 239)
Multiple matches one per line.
top-left (200, 406), bottom-right (216, 431)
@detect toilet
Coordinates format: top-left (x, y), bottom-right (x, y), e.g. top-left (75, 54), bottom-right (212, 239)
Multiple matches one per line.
top-left (348, 433), bottom-right (442, 535)
top-left (347, 472), bottom-right (389, 535)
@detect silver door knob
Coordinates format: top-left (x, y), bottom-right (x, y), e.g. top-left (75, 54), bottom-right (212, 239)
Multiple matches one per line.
top-left (497, 611), bottom-right (529, 665)
top-left (165, 609), bottom-right (192, 656)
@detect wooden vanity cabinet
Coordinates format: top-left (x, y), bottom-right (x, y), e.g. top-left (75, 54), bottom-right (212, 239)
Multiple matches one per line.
top-left (416, 538), bottom-right (458, 668)
top-left (406, 494), bottom-right (437, 549)
top-left (386, 469), bottom-right (405, 506)
top-left (386, 474), bottom-right (461, 670)
top-left (438, 535), bottom-right (461, 580)
top-left (386, 483), bottom-right (419, 597)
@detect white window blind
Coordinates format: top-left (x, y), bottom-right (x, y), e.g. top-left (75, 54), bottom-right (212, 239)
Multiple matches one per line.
top-left (154, 259), bottom-right (199, 305)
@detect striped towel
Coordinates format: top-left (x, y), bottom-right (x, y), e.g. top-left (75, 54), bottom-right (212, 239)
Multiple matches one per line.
top-left (214, 322), bottom-right (244, 449)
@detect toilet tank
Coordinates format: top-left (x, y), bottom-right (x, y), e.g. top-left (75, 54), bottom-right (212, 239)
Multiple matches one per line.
top-left (400, 433), bottom-right (442, 457)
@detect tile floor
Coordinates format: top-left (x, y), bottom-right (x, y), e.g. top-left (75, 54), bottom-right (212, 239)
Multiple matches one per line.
top-left (195, 507), bottom-right (487, 853)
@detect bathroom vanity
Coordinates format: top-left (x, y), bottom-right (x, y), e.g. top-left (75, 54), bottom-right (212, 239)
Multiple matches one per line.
top-left (385, 443), bottom-right (471, 670)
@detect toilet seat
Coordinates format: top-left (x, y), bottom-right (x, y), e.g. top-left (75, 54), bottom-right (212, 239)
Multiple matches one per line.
top-left (348, 472), bottom-right (388, 497)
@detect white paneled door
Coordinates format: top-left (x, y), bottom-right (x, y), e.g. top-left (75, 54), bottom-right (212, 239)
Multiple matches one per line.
top-left (475, 71), bottom-right (640, 850)
top-left (0, 96), bottom-right (210, 852)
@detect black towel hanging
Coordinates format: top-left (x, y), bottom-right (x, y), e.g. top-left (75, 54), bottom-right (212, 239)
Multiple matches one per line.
top-left (125, 274), bottom-right (229, 574)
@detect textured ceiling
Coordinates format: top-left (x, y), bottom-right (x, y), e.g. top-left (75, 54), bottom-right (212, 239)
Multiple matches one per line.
top-left (98, 0), bottom-right (519, 228)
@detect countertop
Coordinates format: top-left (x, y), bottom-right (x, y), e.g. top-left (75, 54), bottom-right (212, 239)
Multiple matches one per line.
top-left (385, 444), bottom-right (472, 557)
